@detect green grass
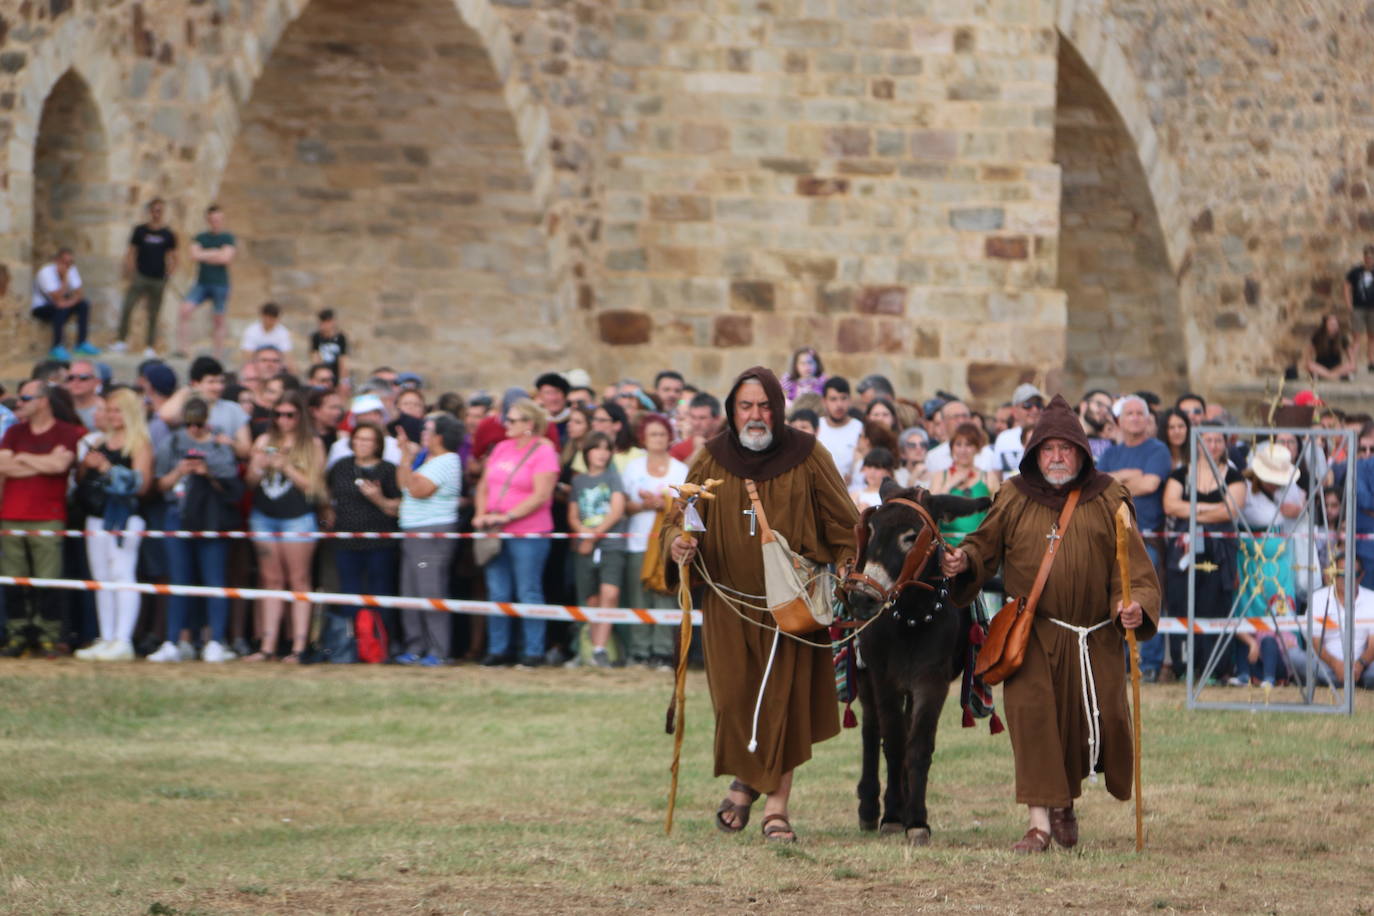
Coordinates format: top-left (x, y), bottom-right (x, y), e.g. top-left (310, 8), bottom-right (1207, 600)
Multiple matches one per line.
top-left (0, 662), bottom-right (1371, 914)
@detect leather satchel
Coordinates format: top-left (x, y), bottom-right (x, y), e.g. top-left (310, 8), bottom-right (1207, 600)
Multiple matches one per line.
top-left (974, 488), bottom-right (1081, 685)
top-left (746, 479), bottom-right (834, 635)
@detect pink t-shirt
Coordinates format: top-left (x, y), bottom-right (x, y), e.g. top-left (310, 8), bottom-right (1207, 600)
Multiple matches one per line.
top-left (484, 437), bottom-right (560, 534)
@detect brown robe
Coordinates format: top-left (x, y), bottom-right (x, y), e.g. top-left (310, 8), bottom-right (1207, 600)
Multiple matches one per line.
top-left (660, 443), bottom-right (858, 794)
top-left (952, 479), bottom-right (1160, 806)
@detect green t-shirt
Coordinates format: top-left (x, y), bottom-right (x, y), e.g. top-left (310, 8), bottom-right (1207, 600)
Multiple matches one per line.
top-left (194, 231), bottom-right (236, 286)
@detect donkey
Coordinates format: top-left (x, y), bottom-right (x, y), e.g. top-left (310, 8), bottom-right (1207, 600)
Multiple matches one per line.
top-left (839, 479), bottom-right (991, 846)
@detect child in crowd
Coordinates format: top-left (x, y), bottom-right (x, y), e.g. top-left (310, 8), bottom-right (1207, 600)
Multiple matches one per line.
top-left (310, 309), bottom-right (350, 388)
top-left (239, 302), bottom-right (294, 370)
top-left (568, 432), bottom-right (628, 667)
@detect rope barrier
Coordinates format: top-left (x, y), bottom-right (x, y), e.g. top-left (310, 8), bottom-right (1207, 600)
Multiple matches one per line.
top-left (0, 575), bottom-right (701, 625)
top-left (0, 529), bottom-right (629, 540)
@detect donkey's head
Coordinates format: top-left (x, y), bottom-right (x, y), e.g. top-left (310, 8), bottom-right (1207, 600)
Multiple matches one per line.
top-left (842, 479), bottom-right (991, 621)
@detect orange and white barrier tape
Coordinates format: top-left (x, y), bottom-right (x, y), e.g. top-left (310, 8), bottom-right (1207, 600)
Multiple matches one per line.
top-left (1152, 616), bottom-right (1369, 634)
top-left (0, 529), bottom-right (628, 541)
top-left (0, 576), bottom-right (700, 626)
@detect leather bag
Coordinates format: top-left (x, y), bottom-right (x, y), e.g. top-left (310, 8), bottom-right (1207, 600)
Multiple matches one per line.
top-left (974, 488), bottom-right (1081, 685)
top-left (746, 479), bottom-right (834, 635)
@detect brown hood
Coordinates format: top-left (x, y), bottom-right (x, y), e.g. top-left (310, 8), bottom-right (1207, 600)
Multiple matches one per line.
top-left (1013, 394), bottom-right (1114, 508)
top-left (705, 366), bottom-right (815, 481)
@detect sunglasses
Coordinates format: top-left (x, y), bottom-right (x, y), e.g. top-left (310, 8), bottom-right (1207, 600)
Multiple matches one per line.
top-left (68, 374), bottom-right (95, 382)
top-left (18, 394), bottom-right (39, 402)
top-left (1359, 446), bottom-right (1374, 456)
top-left (504, 415), bottom-right (528, 424)
top-left (275, 410), bottom-right (298, 419)
top-left (186, 420), bottom-right (206, 429)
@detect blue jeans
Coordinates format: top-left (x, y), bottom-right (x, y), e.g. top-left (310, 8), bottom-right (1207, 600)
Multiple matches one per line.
top-left (1136, 543), bottom-right (1165, 673)
top-left (250, 510), bottom-right (317, 543)
top-left (333, 545), bottom-right (398, 662)
top-left (484, 538), bottom-right (551, 658)
top-left (33, 300), bottom-right (90, 348)
top-left (185, 282), bottom-right (231, 315)
top-left (1233, 634), bottom-right (1283, 683)
top-left (163, 513), bottom-right (229, 643)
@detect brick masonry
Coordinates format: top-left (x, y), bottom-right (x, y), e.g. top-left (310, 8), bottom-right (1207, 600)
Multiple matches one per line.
top-left (0, 0), bottom-right (1369, 407)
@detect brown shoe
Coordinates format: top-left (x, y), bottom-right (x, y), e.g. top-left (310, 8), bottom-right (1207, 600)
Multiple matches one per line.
top-left (1049, 805), bottom-right (1078, 848)
top-left (1011, 827), bottom-right (1051, 853)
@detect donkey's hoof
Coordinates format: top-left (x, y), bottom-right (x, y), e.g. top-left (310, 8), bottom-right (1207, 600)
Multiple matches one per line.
top-left (859, 818), bottom-right (879, 832)
top-left (879, 821), bottom-right (905, 836)
top-left (906, 827), bottom-right (932, 846)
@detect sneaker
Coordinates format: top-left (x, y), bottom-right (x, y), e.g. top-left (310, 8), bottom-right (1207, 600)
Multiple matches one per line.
top-left (1226, 675), bottom-right (1249, 687)
top-left (479, 653), bottom-right (513, 667)
top-left (108, 341), bottom-right (129, 353)
top-left (649, 654), bottom-right (675, 671)
top-left (202, 640), bottom-right (236, 663)
top-left (418, 654), bottom-right (443, 667)
top-left (147, 641), bottom-right (183, 663)
top-left (49, 345), bottom-right (71, 361)
top-left (101, 640), bottom-right (135, 662)
top-left (75, 639), bottom-right (109, 661)
top-left (1, 637), bottom-right (28, 659)
top-left (142, 346), bottom-right (158, 359)
top-left (516, 655), bottom-right (543, 669)
top-left (231, 637), bottom-right (253, 658)
top-left (591, 648), bottom-right (611, 668)
top-left (177, 640), bottom-right (198, 661)
top-left (73, 342), bottom-right (100, 356)
top-left (394, 652), bottom-right (421, 665)
top-left (37, 640), bottom-right (61, 660)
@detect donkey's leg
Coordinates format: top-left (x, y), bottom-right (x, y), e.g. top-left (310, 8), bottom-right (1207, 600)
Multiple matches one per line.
top-left (856, 667), bottom-right (881, 831)
top-left (902, 675), bottom-right (952, 845)
top-left (878, 687), bottom-right (909, 834)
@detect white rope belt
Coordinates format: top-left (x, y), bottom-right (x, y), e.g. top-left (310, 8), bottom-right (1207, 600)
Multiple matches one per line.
top-left (1048, 617), bottom-right (1114, 783)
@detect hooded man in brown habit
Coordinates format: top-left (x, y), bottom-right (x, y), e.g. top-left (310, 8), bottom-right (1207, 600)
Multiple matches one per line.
top-left (661, 366), bottom-right (857, 843)
top-left (941, 394), bottom-right (1160, 853)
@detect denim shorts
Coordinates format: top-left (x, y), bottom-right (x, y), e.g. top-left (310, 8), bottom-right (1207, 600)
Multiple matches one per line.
top-left (185, 282), bottom-right (231, 315)
top-left (249, 511), bottom-right (317, 544)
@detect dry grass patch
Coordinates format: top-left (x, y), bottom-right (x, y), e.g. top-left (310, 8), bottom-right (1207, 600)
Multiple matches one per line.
top-left (1, 661), bottom-right (1371, 914)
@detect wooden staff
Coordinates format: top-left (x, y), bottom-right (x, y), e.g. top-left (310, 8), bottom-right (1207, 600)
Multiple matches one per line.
top-left (1114, 502), bottom-right (1144, 852)
top-left (664, 479), bottom-right (720, 835)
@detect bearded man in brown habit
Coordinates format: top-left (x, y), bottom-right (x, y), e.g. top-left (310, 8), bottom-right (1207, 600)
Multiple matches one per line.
top-left (941, 394), bottom-right (1160, 853)
top-left (662, 366), bottom-right (857, 844)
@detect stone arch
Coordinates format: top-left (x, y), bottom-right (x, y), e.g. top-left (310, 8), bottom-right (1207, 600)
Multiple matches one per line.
top-left (212, 0), bottom-right (566, 387)
top-left (1055, 23), bottom-right (1189, 395)
top-left (2, 21), bottom-right (134, 333)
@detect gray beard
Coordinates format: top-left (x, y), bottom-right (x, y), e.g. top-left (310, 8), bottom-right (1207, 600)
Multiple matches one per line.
top-left (1044, 470), bottom-right (1075, 486)
top-left (740, 428), bottom-right (773, 452)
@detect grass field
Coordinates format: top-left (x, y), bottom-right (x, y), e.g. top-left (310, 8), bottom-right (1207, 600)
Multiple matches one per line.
top-left (1, 661), bottom-right (1372, 915)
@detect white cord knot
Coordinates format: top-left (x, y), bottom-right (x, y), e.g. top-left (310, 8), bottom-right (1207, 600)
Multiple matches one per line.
top-left (1048, 617), bottom-right (1113, 784)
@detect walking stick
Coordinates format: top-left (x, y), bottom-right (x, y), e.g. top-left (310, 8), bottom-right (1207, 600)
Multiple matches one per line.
top-left (1114, 503), bottom-right (1145, 852)
top-left (664, 479), bottom-right (720, 835)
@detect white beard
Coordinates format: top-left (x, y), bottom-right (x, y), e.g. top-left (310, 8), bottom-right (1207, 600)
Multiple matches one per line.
top-left (740, 426), bottom-right (773, 451)
top-left (1044, 470), bottom-right (1075, 486)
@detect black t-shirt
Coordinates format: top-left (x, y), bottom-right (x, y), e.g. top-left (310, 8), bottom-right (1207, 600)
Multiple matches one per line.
top-left (129, 224), bottom-right (178, 279)
top-left (310, 331), bottom-right (348, 368)
top-left (253, 465), bottom-right (313, 519)
top-left (1168, 463), bottom-right (1244, 501)
top-left (1348, 265), bottom-right (1374, 309)
top-left (327, 457), bottom-right (400, 547)
top-left (250, 402), bottom-right (274, 441)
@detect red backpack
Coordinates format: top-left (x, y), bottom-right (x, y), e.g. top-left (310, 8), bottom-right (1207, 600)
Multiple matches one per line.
top-left (355, 609), bottom-right (388, 664)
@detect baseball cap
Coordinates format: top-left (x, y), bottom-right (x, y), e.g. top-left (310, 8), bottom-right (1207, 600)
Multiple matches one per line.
top-left (1011, 383), bottom-right (1045, 406)
top-left (142, 364), bottom-right (177, 397)
top-left (396, 372), bottom-right (423, 389)
top-left (351, 394), bottom-right (385, 415)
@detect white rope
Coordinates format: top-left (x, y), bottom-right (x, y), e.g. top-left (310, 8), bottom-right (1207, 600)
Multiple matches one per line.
top-left (1048, 617), bottom-right (1114, 784)
top-left (747, 628), bottom-right (781, 754)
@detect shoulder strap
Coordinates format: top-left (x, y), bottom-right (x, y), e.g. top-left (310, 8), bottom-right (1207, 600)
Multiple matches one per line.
top-left (494, 440), bottom-right (541, 504)
top-left (744, 479), bottom-right (778, 545)
top-left (1023, 488), bottom-right (1081, 617)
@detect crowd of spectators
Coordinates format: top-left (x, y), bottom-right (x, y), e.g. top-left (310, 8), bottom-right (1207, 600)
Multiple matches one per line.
top-left (7, 275), bottom-right (1374, 685)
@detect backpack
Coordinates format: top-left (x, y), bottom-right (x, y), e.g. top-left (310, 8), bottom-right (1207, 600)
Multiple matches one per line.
top-left (355, 609), bottom-right (388, 664)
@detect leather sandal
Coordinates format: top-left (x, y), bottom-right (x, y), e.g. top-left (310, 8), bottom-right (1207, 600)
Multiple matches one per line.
top-left (715, 779), bottom-right (759, 833)
top-left (760, 812), bottom-right (797, 843)
top-left (1049, 805), bottom-right (1078, 848)
top-left (1011, 827), bottom-right (1052, 853)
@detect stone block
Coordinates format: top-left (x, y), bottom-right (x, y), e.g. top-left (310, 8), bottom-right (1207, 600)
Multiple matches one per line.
top-left (950, 207), bottom-right (1005, 231)
top-left (779, 255), bottom-right (838, 283)
top-left (966, 362), bottom-right (1037, 400)
top-left (856, 286), bottom-right (906, 315)
top-left (796, 176), bottom-right (850, 196)
top-left (649, 194), bottom-right (711, 222)
top-left (714, 315), bottom-right (754, 347)
top-left (606, 248), bottom-right (648, 271)
top-left (910, 130), bottom-right (959, 160)
top-left (599, 310), bottom-right (652, 345)
top-left (985, 236), bottom-right (1029, 259)
top-left (824, 127), bottom-right (872, 157)
top-left (730, 280), bottom-right (775, 311)
top-left (836, 317), bottom-right (875, 353)
top-left (913, 327), bottom-right (940, 357)
top-left (773, 19), bottom-right (844, 48)
top-left (818, 286), bottom-right (853, 314)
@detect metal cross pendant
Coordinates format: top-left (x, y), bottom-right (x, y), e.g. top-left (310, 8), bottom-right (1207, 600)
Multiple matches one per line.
top-left (743, 507), bottom-right (758, 536)
top-left (1046, 524), bottom-right (1061, 547)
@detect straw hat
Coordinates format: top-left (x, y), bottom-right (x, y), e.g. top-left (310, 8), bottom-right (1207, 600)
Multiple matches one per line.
top-left (1249, 441), bottom-right (1297, 487)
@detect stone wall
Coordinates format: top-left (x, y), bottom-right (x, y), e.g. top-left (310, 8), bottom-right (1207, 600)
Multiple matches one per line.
top-left (0, 0), bottom-right (1371, 407)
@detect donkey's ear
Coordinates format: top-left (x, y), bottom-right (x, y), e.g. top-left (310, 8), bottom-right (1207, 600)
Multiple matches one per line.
top-left (927, 494), bottom-right (992, 522)
top-left (878, 477), bottom-right (905, 502)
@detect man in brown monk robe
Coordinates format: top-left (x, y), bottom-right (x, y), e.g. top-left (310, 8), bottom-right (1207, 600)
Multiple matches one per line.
top-left (663, 366), bottom-right (857, 843)
top-left (941, 394), bottom-right (1159, 853)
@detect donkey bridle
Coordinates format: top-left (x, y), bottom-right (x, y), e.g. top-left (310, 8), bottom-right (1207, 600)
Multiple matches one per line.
top-left (840, 493), bottom-right (951, 621)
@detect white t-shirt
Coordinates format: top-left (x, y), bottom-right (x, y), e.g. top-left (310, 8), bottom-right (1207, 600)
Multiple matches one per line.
top-left (926, 441), bottom-right (998, 474)
top-left (1240, 481), bottom-right (1305, 535)
top-left (816, 416), bottom-right (863, 481)
top-left (993, 426), bottom-right (1028, 476)
top-left (240, 320), bottom-right (293, 355)
top-left (399, 451), bottom-right (462, 529)
top-left (620, 454), bottom-right (689, 553)
top-left (327, 433), bottom-right (402, 469)
top-left (1306, 585), bottom-right (1374, 662)
top-left (32, 263), bottom-right (83, 310)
